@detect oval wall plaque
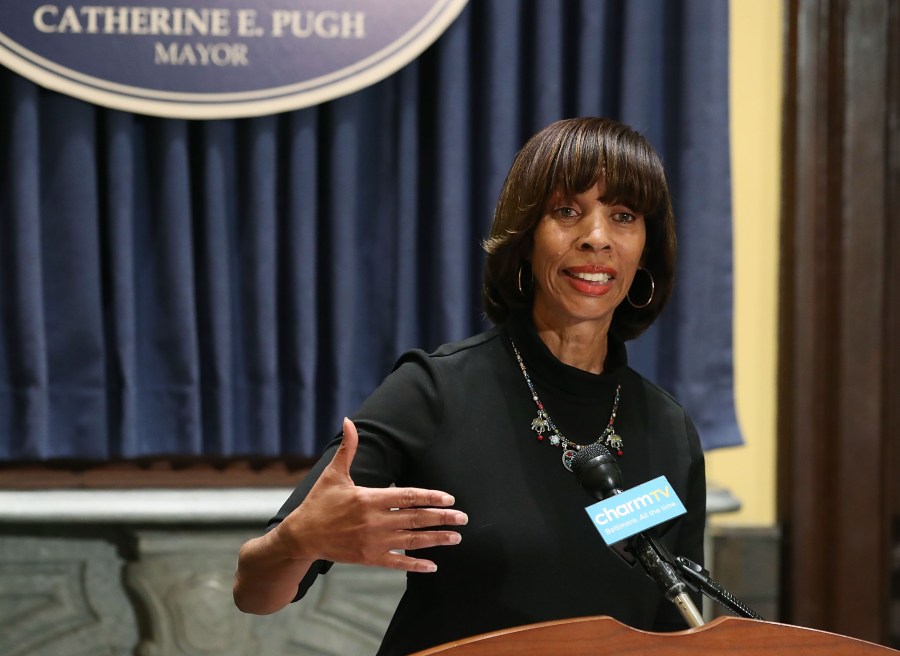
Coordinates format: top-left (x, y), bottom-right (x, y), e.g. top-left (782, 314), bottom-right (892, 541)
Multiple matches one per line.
top-left (0, 0), bottom-right (468, 119)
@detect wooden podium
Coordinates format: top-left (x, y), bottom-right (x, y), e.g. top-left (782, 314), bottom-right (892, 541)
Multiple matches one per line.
top-left (409, 615), bottom-right (899, 655)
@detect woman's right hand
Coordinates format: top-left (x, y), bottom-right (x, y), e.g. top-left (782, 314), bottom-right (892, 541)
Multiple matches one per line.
top-left (273, 419), bottom-right (468, 572)
top-left (234, 417), bottom-right (467, 615)
top-left (273, 416), bottom-right (468, 573)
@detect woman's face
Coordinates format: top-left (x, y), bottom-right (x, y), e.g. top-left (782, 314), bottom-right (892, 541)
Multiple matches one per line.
top-left (529, 182), bottom-right (646, 331)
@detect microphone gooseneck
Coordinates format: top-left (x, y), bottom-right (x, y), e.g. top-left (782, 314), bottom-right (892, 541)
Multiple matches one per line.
top-left (675, 556), bottom-right (764, 620)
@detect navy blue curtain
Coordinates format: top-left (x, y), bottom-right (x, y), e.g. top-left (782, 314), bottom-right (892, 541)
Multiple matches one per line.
top-left (0, 0), bottom-right (739, 461)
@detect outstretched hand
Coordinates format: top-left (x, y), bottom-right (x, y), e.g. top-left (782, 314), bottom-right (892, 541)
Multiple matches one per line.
top-left (276, 417), bottom-right (468, 573)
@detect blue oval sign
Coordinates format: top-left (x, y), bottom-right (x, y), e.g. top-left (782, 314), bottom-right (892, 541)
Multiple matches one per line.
top-left (0, 1), bottom-right (467, 119)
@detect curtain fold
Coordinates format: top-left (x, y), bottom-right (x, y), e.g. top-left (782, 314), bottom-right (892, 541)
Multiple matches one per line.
top-left (0, 0), bottom-right (740, 460)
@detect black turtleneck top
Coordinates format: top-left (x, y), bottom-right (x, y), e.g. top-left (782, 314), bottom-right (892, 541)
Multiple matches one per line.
top-left (268, 318), bottom-right (706, 656)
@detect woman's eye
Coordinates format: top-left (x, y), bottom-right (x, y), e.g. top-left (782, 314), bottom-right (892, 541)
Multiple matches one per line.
top-left (553, 206), bottom-right (578, 219)
top-left (614, 212), bottom-right (636, 223)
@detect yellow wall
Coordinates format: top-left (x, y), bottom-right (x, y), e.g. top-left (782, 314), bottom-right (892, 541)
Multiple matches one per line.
top-left (705, 0), bottom-right (782, 526)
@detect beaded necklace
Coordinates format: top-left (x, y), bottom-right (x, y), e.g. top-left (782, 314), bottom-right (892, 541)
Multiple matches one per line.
top-left (510, 338), bottom-right (623, 471)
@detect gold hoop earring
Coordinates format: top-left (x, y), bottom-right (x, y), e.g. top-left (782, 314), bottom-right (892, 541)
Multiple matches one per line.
top-left (627, 268), bottom-right (655, 309)
top-left (517, 264), bottom-right (532, 296)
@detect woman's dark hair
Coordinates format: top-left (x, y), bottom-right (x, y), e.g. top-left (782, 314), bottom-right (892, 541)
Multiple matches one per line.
top-left (482, 117), bottom-right (676, 340)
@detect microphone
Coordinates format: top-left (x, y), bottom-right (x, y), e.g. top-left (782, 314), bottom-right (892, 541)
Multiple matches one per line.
top-left (675, 555), bottom-right (763, 620)
top-left (571, 443), bottom-right (705, 628)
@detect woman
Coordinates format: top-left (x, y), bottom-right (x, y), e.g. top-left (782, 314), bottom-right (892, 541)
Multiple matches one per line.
top-left (233, 117), bottom-right (706, 655)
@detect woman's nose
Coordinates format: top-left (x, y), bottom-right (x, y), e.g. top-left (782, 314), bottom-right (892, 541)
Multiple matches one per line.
top-left (577, 212), bottom-right (610, 251)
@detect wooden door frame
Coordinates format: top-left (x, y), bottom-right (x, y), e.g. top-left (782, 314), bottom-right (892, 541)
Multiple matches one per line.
top-left (778, 0), bottom-right (899, 645)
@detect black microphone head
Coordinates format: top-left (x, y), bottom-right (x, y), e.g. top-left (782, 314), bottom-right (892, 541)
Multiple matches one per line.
top-left (570, 442), bottom-right (616, 475)
top-left (570, 442), bottom-right (624, 500)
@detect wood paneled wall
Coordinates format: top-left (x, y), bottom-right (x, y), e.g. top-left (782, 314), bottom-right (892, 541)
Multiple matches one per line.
top-left (778, 0), bottom-right (900, 646)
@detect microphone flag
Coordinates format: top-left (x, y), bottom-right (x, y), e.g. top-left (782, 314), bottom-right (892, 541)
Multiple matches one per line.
top-left (584, 475), bottom-right (687, 545)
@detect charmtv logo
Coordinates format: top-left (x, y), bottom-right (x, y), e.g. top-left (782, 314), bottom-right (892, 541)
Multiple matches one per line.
top-left (584, 476), bottom-right (687, 546)
top-left (594, 484), bottom-right (675, 524)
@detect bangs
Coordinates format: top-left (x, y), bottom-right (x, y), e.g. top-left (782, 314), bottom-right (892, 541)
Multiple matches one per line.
top-left (545, 122), bottom-right (668, 218)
